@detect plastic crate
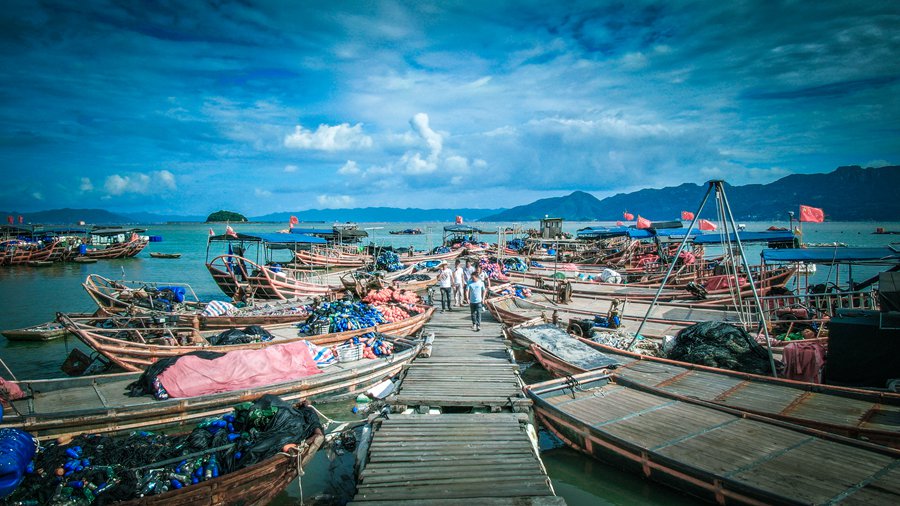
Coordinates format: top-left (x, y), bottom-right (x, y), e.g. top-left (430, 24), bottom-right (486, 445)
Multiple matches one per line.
top-left (336, 343), bottom-right (364, 362)
top-left (312, 321), bottom-right (331, 335)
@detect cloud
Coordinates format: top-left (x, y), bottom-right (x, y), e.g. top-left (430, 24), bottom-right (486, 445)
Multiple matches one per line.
top-left (284, 122), bottom-right (373, 151)
top-left (316, 194), bottom-right (355, 208)
top-left (284, 164), bottom-right (298, 173)
top-left (32, 192), bottom-right (43, 200)
top-left (79, 177), bottom-right (93, 191)
top-left (338, 160), bottom-right (360, 174)
top-left (103, 170), bottom-right (177, 196)
top-left (254, 188), bottom-right (272, 197)
top-left (865, 159), bottom-right (892, 168)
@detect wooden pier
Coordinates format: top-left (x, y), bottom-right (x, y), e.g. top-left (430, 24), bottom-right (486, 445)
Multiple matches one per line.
top-left (350, 306), bottom-right (563, 505)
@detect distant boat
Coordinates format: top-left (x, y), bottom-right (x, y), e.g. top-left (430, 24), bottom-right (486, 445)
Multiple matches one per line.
top-left (149, 252), bottom-right (182, 259)
top-left (389, 228), bottom-right (424, 235)
top-left (2, 321), bottom-right (68, 341)
top-left (874, 227), bottom-right (900, 235)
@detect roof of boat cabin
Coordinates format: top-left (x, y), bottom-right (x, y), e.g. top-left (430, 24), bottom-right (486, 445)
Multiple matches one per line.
top-left (761, 246), bottom-right (900, 263)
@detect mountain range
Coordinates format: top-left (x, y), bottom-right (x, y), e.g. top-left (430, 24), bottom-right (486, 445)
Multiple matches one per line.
top-left (5, 165), bottom-right (897, 225)
top-left (479, 165), bottom-right (900, 221)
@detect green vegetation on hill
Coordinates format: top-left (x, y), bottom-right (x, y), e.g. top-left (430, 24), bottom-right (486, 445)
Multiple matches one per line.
top-left (206, 210), bottom-right (247, 222)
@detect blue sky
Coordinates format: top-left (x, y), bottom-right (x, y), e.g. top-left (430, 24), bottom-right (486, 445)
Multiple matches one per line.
top-left (1, 0), bottom-right (897, 215)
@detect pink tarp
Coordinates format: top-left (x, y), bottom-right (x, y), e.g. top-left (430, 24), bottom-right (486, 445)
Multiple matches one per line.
top-left (158, 341), bottom-right (323, 398)
top-left (782, 341), bottom-right (826, 383)
top-left (704, 275), bottom-right (747, 291)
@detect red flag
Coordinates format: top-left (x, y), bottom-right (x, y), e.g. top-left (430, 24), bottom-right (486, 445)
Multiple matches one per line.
top-left (681, 211), bottom-right (694, 221)
top-left (6, 216), bottom-right (12, 225)
top-left (616, 220), bottom-right (623, 226)
top-left (456, 216), bottom-right (463, 224)
top-left (698, 219), bottom-right (717, 231)
top-left (289, 222), bottom-right (294, 230)
top-left (623, 212), bottom-right (634, 221)
top-left (17, 216), bottom-right (23, 224)
top-left (226, 225), bottom-right (238, 238)
top-left (208, 228), bottom-right (214, 237)
top-left (290, 215), bottom-right (299, 225)
top-left (799, 205), bottom-right (824, 223)
top-left (636, 216), bottom-right (651, 229)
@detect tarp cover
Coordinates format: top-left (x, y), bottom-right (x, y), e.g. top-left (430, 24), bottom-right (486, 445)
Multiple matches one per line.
top-left (511, 323), bottom-right (619, 370)
top-left (761, 247), bottom-right (900, 264)
top-left (693, 231), bottom-right (795, 244)
top-left (157, 340), bottom-right (323, 398)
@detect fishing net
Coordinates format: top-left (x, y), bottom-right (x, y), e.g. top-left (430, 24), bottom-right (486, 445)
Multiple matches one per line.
top-left (4, 395), bottom-right (321, 504)
top-left (667, 321), bottom-right (773, 374)
top-left (206, 325), bottom-right (275, 346)
top-left (297, 300), bottom-right (388, 334)
top-left (375, 252), bottom-right (405, 272)
top-left (393, 274), bottom-right (431, 282)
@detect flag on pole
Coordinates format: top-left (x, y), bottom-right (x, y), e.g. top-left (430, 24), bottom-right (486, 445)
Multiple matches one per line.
top-left (698, 219), bottom-right (717, 231)
top-left (681, 211), bottom-right (694, 221)
top-left (208, 228), bottom-right (214, 237)
top-left (799, 205), bottom-right (824, 223)
top-left (226, 225), bottom-right (238, 238)
top-left (455, 216), bottom-right (463, 224)
top-left (17, 216), bottom-right (23, 224)
top-left (636, 216), bottom-right (651, 229)
top-left (6, 216), bottom-right (12, 225)
top-left (290, 215), bottom-right (299, 225)
top-left (623, 212), bottom-right (634, 221)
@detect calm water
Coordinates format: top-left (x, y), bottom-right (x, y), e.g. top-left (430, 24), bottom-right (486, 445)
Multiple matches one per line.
top-left (1, 219), bottom-right (897, 505)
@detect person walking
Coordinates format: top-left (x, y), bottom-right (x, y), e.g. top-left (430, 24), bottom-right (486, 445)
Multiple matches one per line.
top-left (437, 261), bottom-right (453, 312)
top-left (463, 259), bottom-right (475, 303)
top-left (467, 269), bottom-right (487, 331)
top-left (452, 259), bottom-right (465, 307)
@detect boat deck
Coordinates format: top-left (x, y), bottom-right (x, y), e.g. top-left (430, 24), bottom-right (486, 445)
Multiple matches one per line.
top-left (530, 373), bottom-right (900, 505)
top-left (352, 307), bottom-right (562, 505)
top-left (390, 307), bottom-right (531, 411)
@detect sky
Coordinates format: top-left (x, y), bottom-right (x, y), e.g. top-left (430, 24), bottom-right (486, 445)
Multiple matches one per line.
top-left (0, 0), bottom-right (898, 216)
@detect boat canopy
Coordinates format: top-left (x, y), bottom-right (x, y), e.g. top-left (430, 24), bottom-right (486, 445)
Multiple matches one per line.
top-left (210, 232), bottom-right (327, 245)
top-left (692, 230), bottom-right (795, 244)
top-left (90, 227), bottom-right (147, 236)
top-left (577, 226), bottom-right (697, 240)
top-left (761, 247), bottom-right (900, 264)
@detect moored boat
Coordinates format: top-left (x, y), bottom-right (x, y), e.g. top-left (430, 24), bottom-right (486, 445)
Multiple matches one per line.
top-left (2, 321), bottom-right (69, 341)
top-left (149, 252), bottom-right (182, 259)
top-left (527, 370), bottom-right (900, 505)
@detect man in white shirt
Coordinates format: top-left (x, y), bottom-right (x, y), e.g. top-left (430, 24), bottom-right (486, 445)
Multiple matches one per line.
top-left (452, 259), bottom-right (465, 307)
top-left (467, 272), bottom-right (487, 331)
top-left (437, 262), bottom-right (453, 312)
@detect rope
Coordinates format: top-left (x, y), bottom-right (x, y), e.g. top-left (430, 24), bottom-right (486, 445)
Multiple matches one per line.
top-left (0, 356), bottom-right (17, 382)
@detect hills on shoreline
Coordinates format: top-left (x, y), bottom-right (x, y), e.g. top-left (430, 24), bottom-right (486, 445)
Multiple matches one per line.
top-left (4, 165), bottom-right (897, 225)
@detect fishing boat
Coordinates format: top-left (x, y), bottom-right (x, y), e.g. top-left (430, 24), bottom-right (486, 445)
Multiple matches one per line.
top-left (81, 228), bottom-right (149, 259)
top-left (149, 252), bottom-right (182, 259)
top-left (527, 370), bottom-right (900, 504)
top-left (1, 333), bottom-right (422, 440)
top-left (2, 321), bottom-right (69, 341)
top-left (513, 321), bottom-right (900, 448)
top-left (59, 305), bottom-right (434, 372)
top-left (389, 228), bottom-right (423, 235)
top-left (83, 274), bottom-right (314, 330)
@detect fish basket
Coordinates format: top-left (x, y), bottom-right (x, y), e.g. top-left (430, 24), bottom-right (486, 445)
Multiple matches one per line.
top-left (336, 343), bottom-right (365, 362)
top-left (312, 321), bottom-right (331, 335)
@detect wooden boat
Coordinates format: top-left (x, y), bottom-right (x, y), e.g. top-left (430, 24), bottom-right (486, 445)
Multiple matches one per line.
top-left (295, 247), bottom-right (371, 267)
top-left (527, 370), bottom-right (900, 505)
top-left (1, 333), bottom-right (422, 440)
top-left (82, 234), bottom-right (149, 259)
top-left (513, 321), bottom-right (900, 448)
top-left (26, 260), bottom-right (54, 267)
top-left (341, 269), bottom-right (433, 296)
top-left (389, 228), bottom-right (423, 235)
top-left (149, 252), bottom-right (182, 259)
top-left (59, 305), bottom-right (434, 372)
top-left (2, 321), bottom-right (69, 341)
top-left (82, 274), bottom-right (314, 330)
top-left (207, 254), bottom-right (351, 299)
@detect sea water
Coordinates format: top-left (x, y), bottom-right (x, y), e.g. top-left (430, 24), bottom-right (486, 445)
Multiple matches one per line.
top-left (1, 220), bottom-right (897, 505)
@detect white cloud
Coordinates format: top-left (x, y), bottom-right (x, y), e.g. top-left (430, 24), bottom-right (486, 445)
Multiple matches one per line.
top-left (445, 155), bottom-right (469, 172)
top-left (103, 170), bottom-right (177, 196)
top-left (32, 192), bottom-right (43, 200)
top-left (254, 188), bottom-right (272, 198)
top-left (284, 123), bottom-right (373, 151)
top-left (410, 113), bottom-right (442, 157)
top-left (865, 159), bottom-right (892, 168)
top-left (79, 177), bottom-right (93, 191)
top-left (284, 164), bottom-right (298, 173)
top-left (316, 194), bottom-right (355, 208)
top-left (338, 160), bottom-right (360, 175)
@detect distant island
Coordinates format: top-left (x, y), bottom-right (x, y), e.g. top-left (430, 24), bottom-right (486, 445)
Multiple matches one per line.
top-left (206, 210), bottom-right (247, 223)
top-left (479, 165), bottom-right (900, 222)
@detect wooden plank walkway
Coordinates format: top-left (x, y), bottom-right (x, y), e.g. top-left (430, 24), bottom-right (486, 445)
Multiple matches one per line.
top-left (351, 306), bottom-right (563, 505)
top-left (390, 307), bottom-right (531, 412)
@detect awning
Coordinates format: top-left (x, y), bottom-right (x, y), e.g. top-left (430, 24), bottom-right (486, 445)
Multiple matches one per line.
top-left (210, 232), bottom-right (327, 244)
top-left (761, 247), bottom-right (900, 264)
top-left (693, 231), bottom-right (795, 244)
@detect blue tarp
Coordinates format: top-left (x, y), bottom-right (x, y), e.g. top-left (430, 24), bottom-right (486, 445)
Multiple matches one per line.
top-left (693, 231), bottom-right (795, 244)
top-left (761, 247), bottom-right (900, 264)
top-left (576, 226), bottom-right (701, 240)
top-left (290, 227), bottom-right (332, 235)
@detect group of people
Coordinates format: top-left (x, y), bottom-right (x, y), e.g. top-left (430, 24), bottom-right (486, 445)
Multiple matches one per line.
top-left (437, 259), bottom-right (489, 331)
